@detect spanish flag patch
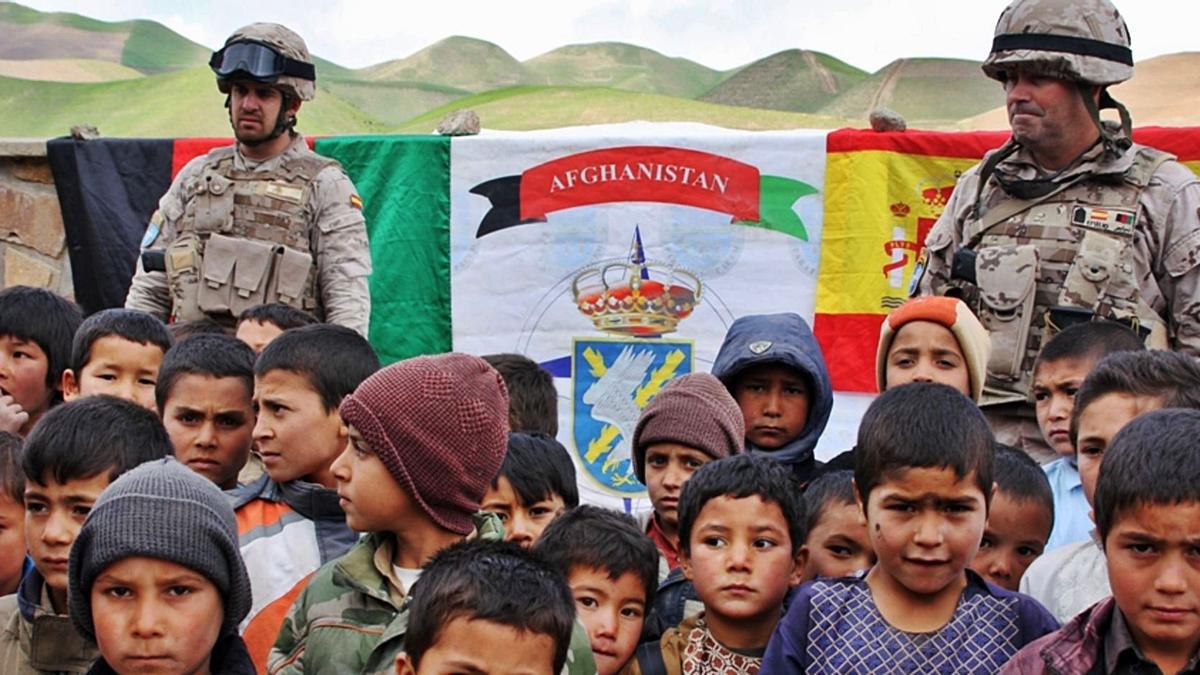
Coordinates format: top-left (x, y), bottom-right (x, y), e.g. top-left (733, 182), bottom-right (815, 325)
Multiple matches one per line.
top-left (349, 194), bottom-right (363, 210)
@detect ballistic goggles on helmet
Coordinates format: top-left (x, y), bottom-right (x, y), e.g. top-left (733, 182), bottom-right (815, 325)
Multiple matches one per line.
top-left (209, 40), bottom-right (315, 83)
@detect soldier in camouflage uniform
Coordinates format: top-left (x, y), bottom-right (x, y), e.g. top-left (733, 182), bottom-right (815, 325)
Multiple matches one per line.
top-left (125, 23), bottom-right (372, 336)
top-left (914, 0), bottom-right (1200, 461)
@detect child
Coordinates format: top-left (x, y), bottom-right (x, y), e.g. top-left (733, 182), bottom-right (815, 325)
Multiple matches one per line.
top-left (0, 433), bottom-right (26, 597)
top-left (483, 353), bottom-right (559, 436)
top-left (1030, 321), bottom-right (1143, 550)
top-left (0, 286), bottom-right (82, 436)
top-left (270, 353), bottom-right (510, 674)
top-left (0, 395), bottom-right (172, 673)
top-left (1021, 350), bottom-right (1200, 623)
top-left (168, 317), bottom-right (229, 342)
top-left (801, 470), bottom-right (875, 581)
top-left (236, 302), bottom-right (318, 355)
top-left (61, 308), bottom-right (172, 412)
top-left (711, 313), bottom-right (832, 484)
top-left (482, 432), bottom-right (580, 548)
top-left (232, 324), bottom-right (380, 671)
top-left (762, 383), bottom-right (1058, 673)
top-left (1002, 409), bottom-right (1200, 673)
top-left (396, 539), bottom-right (577, 675)
top-left (969, 445), bottom-right (1054, 592)
top-left (537, 505), bottom-right (659, 675)
top-left (155, 334), bottom-right (256, 490)
top-left (638, 453), bottom-right (806, 675)
top-left (67, 458), bottom-right (255, 674)
top-left (631, 372), bottom-right (744, 581)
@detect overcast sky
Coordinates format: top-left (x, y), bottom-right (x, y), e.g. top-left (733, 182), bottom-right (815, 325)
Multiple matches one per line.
top-left (18, 0), bottom-right (1200, 73)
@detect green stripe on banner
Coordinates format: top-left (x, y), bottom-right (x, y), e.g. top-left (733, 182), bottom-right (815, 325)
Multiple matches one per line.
top-left (314, 135), bottom-right (453, 364)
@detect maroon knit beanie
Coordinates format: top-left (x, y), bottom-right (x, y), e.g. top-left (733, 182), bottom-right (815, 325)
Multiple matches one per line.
top-left (631, 372), bottom-right (745, 483)
top-left (339, 353), bottom-right (510, 535)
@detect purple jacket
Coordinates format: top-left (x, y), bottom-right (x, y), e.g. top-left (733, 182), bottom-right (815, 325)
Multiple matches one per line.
top-left (999, 598), bottom-right (1114, 675)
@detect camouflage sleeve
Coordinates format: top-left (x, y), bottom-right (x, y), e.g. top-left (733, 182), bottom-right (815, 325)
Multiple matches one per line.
top-left (267, 585), bottom-right (311, 675)
top-left (913, 168), bottom-right (978, 297)
top-left (310, 167), bottom-right (372, 337)
top-left (1153, 174), bottom-right (1200, 355)
top-left (124, 161), bottom-right (196, 320)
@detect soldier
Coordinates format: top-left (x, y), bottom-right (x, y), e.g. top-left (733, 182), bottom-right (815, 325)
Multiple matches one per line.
top-left (914, 0), bottom-right (1200, 461)
top-left (125, 23), bottom-right (372, 336)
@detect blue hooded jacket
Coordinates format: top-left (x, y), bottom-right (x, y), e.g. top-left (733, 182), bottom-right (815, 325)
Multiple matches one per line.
top-left (711, 313), bottom-right (833, 480)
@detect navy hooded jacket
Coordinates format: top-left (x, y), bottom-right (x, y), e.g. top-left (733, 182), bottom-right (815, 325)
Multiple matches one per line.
top-left (711, 313), bottom-right (833, 484)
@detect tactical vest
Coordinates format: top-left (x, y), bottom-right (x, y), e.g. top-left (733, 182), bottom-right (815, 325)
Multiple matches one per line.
top-left (936, 146), bottom-right (1172, 405)
top-left (164, 145), bottom-right (335, 324)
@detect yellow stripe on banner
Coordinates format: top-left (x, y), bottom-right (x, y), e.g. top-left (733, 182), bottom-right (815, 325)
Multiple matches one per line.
top-left (816, 150), bottom-right (981, 316)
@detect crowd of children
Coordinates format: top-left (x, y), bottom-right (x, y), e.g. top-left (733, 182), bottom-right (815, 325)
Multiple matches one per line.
top-left (2, 282), bottom-right (1200, 674)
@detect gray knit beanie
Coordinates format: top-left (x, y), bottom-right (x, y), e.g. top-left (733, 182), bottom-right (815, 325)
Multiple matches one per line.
top-left (68, 458), bottom-right (252, 641)
top-left (631, 372), bottom-right (746, 483)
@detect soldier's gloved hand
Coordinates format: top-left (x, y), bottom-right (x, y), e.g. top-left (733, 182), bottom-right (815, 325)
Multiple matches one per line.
top-left (0, 394), bottom-right (29, 434)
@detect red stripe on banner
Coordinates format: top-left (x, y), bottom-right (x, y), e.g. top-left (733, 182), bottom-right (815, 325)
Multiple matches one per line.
top-left (1132, 127), bottom-right (1200, 162)
top-left (827, 128), bottom-right (1011, 158)
top-left (170, 136), bottom-right (320, 178)
top-left (814, 312), bottom-right (887, 393)
top-left (519, 146), bottom-right (761, 221)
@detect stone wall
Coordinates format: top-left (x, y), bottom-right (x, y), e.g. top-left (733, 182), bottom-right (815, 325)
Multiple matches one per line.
top-left (0, 139), bottom-right (72, 297)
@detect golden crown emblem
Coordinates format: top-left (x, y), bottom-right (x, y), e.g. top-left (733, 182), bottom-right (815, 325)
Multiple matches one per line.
top-left (571, 228), bottom-right (702, 337)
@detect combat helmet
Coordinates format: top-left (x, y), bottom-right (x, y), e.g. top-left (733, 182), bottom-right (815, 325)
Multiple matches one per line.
top-left (210, 23), bottom-right (316, 101)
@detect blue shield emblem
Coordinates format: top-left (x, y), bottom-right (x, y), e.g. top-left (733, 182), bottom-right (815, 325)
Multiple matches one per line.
top-left (572, 338), bottom-right (694, 496)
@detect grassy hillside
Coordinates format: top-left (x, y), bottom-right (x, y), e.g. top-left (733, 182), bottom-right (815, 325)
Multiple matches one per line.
top-left (818, 58), bottom-right (1003, 126)
top-left (391, 86), bottom-right (856, 133)
top-left (322, 78), bottom-right (466, 125)
top-left (362, 36), bottom-right (530, 92)
top-left (525, 42), bottom-right (723, 98)
top-left (0, 57), bottom-right (142, 82)
top-left (699, 50), bottom-right (867, 113)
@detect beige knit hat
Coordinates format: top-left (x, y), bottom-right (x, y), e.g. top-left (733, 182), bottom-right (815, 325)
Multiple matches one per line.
top-left (631, 372), bottom-right (745, 482)
top-left (876, 297), bottom-right (991, 401)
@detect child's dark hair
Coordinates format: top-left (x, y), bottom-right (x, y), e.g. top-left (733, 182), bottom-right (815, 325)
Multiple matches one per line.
top-left (677, 453), bottom-right (806, 555)
top-left (0, 432), bottom-right (22, 503)
top-left (22, 396), bottom-right (172, 486)
top-left (1070, 351), bottom-right (1200, 447)
top-left (154, 334), bottom-right (255, 412)
top-left (69, 308), bottom-right (172, 374)
top-left (168, 317), bottom-right (229, 341)
top-left (255, 324), bottom-right (380, 411)
top-left (237, 303), bottom-right (318, 331)
top-left (0, 286), bottom-right (82, 400)
top-left (495, 432), bottom-right (579, 509)
top-left (993, 444), bottom-right (1053, 533)
top-left (535, 504), bottom-right (659, 607)
top-left (803, 470), bottom-right (856, 537)
top-left (1034, 320), bottom-right (1144, 375)
top-left (1095, 408), bottom-right (1200, 542)
top-left (405, 539), bottom-right (575, 672)
top-left (855, 382), bottom-right (994, 505)
top-left (482, 353), bottom-right (558, 436)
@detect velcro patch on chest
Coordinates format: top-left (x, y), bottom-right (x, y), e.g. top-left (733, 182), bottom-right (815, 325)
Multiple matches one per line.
top-left (261, 183), bottom-right (305, 204)
top-left (1071, 205), bottom-right (1135, 235)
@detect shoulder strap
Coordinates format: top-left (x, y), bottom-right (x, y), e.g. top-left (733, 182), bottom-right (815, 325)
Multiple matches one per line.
top-left (1124, 146), bottom-right (1173, 188)
top-left (963, 177), bottom-right (1079, 249)
top-left (635, 642), bottom-right (668, 675)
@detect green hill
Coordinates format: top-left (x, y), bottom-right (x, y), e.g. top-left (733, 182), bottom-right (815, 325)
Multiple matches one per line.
top-left (0, 66), bottom-right (386, 137)
top-left (818, 57), bottom-right (1004, 126)
top-left (391, 86), bottom-right (856, 134)
top-left (0, 57), bottom-right (142, 82)
top-left (362, 36), bottom-right (530, 92)
top-left (321, 78), bottom-right (467, 125)
top-left (699, 49), bottom-right (867, 113)
top-left (524, 42), bottom-right (723, 98)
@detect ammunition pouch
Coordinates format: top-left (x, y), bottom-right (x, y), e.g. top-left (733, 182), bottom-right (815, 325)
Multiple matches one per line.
top-left (975, 245), bottom-right (1039, 381)
top-left (165, 234), bottom-right (204, 322)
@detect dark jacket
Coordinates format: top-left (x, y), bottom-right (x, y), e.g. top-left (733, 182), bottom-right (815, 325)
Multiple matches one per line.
top-left (711, 313), bottom-right (833, 483)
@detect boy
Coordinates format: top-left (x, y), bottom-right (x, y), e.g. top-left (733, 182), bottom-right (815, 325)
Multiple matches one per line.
top-left (482, 432), bottom-right (580, 549)
top-left (270, 353), bottom-right (510, 674)
top-left (232, 324), bottom-right (379, 671)
top-left (1021, 350), bottom-right (1200, 623)
top-left (483, 353), bottom-right (559, 436)
top-left (67, 458), bottom-right (255, 674)
top-left (762, 383), bottom-right (1058, 673)
top-left (61, 308), bottom-right (172, 412)
top-left (0, 396), bottom-right (172, 673)
top-left (236, 302), bottom-right (318, 355)
top-left (1003, 409), bottom-right (1200, 673)
top-left (969, 445), bottom-right (1054, 592)
top-left (801, 470), bottom-right (875, 581)
top-left (1030, 321), bottom-right (1143, 550)
top-left (0, 433), bottom-right (25, 597)
top-left (396, 540), bottom-right (577, 675)
top-left (537, 505), bottom-right (659, 675)
top-left (712, 313), bottom-right (832, 484)
top-left (631, 372), bottom-right (744, 581)
top-left (638, 453), bottom-right (806, 675)
top-left (0, 286), bottom-right (82, 436)
top-left (155, 334), bottom-right (256, 490)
